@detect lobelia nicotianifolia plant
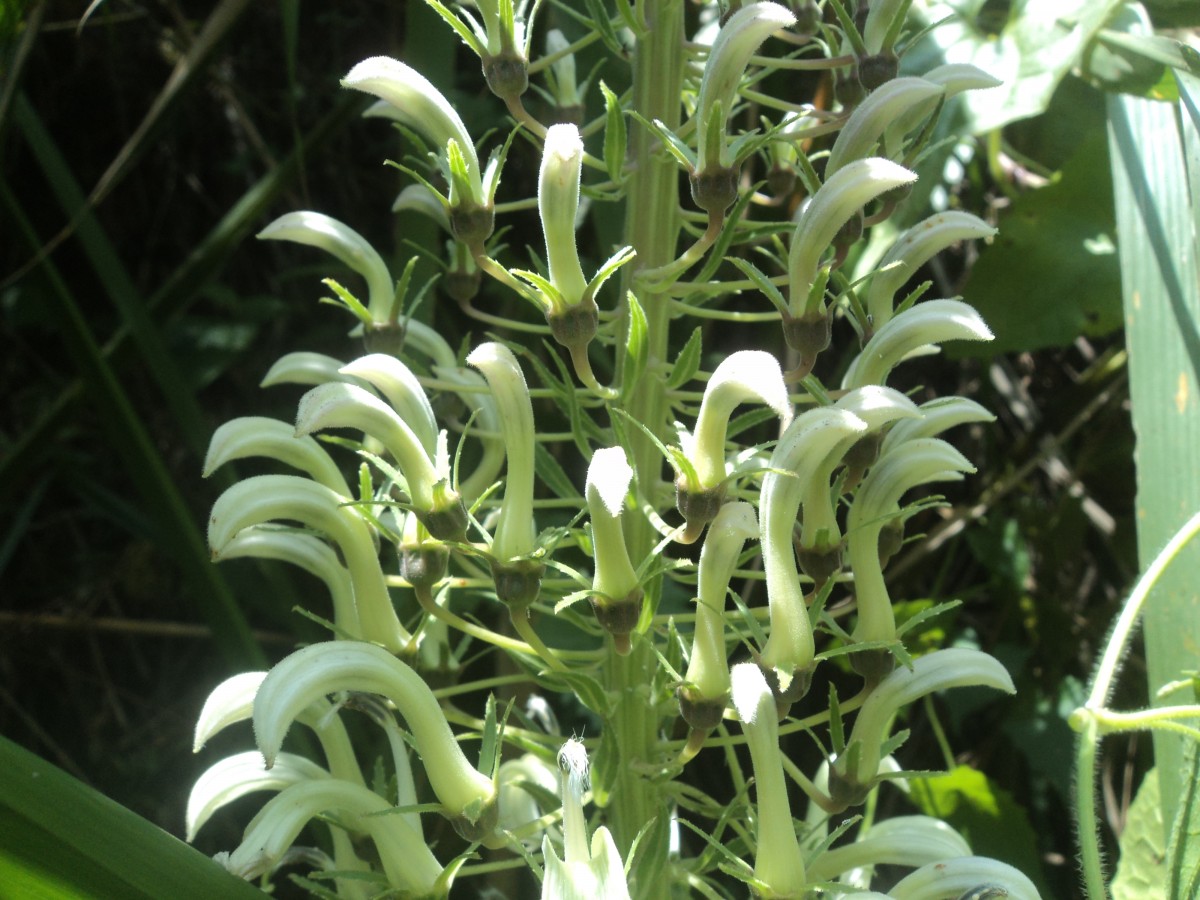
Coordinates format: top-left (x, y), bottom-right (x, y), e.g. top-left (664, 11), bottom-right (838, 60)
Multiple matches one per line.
top-left (190, 2), bottom-right (1043, 897)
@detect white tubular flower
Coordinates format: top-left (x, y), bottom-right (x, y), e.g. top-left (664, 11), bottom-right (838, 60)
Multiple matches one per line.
top-left (806, 815), bottom-right (971, 882)
top-left (882, 396), bottom-right (994, 454)
top-left (834, 648), bottom-right (1015, 793)
top-left (846, 438), bottom-right (974, 660)
top-left (539, 124), bottom-right (590, 311)
top-left (689, 350), bottom-right (792, 490)
top-left (758, 408), bottom-right (868, 700)
top-left (218, 777), bottom-right (442, 894)
top-left (193, 672), bottom-right (365, 789)
top-left (680, 502), bottom-right (759, 728)
top-left (343, 57), bottom-right (480, 194)
top-left (694, 3), bottom-right (797, 175)
top-left (257, 212), bottom-right (394, 321)
top-left (544, 29), bottom-right (582, 112)
top-left (585, 447), bottom-right (642, 653)
top-left (433, 364), bottom-right (506, 502)
top-left (207, 474), bottom-right (412, 654)
top-left (216, 526), bottom-right (358, 639)
top-left (203, 416), bottom-right (352, 497)
top-left (497, 753), bottom-right (559, 842)
top-left (339, 354), bottom-right (439, 457)
top-left (866, 212), bottom-right (997, 328)
top-left (886, 64), bottom-right (1003, 142)
top-left (467, 342), bottom-right (537, 563)
top-left (791, 386), bottom-right (920, 580)
top-left (730, 664), bottom-right (806, 899)
top-left (295, 381), bottom-right (467, 541)
top-left (252, 640), bottom-right (499, 843)
top-left (890, 856), bottom-right (1041, 900)
top-left (787, 158), bottom-right (917, 317)
top-left (842, 299), bottom-right (994, 389)
top-left (187, 751), bottom-right (329, 842)
top-left (392, 182), bottom-right (452, 231)
top-left (825, 78), bottom-right (945, 177)
top-left (260, 351), bottom-right (366, 389)
top-left (541, 739), bottom-right (631, 900)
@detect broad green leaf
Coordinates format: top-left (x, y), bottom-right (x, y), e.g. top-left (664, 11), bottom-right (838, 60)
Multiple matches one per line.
top-left (1113, 767), bottom-right (1166, 900)
top-left (0, 736), bottom-right (264, 900)
top-left (1167, 743), bottom-right (1200, 898)
top-left (960, 131), bottom-right (1120, 353)
top-left (908, 765), bottom-right (1051, 897)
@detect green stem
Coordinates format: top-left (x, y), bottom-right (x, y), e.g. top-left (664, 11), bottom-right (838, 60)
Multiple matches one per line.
top-left (605, 0), bottom-right (685, 884)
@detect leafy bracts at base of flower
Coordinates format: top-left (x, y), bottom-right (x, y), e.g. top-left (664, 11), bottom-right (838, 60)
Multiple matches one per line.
top-left (865, 212), bottom-right (997, 329)
top-left (690, 2), bottom-right (796, 213)
top-left (541, 739), bottom-right (631, 900)
top-left (208, 475), bottom-right (412, 654)
top-left (585, 447), bottom-right (643, 654)
top-left (217, 777), bottom-right (443, 894)
top-left (679, 501), bottom-right (759, 733)
top-left (423, 0), bottom-right (533, 100)
top-left (252, 641), bottom-right (501, 844)
top-left (257, 212), bottom-right (395, 322)
top-left (675, 350), bottom-right (791, 541)
top-left (730, 663), bottom-right (806, 899)
top-left (193, 672), bottom-right (365, 789)
top-left (759, 408), bottom-right (868, 706)
top-left (295, 381), bottom-right (467, 541)
top-left (842, 299), bottom-right (993, 389)
top-left (830, 648), bottom-right (1015, 804)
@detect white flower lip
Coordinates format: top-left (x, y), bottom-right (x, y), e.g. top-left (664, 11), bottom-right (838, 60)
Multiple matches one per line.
top-left (587, 446), bottom-right (634, 519)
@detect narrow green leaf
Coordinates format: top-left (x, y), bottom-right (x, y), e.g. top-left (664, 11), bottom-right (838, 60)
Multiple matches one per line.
top-left (1167, 743), bottom-right (1200, 898)
top-left (1113, 768), bottom-right (1166, 900)
top-left (601, 80), bottom-right (627, 184)
top-left (0, 736), bottom-right (265, 900)
top-left (582, 0), bottom-right (624, 54)
top-left (533, 443), bottom-right (583, 501)
top-left (619, 292), bottom-right (649, 405)
top-left (666, 327), bottom-right (703, 389)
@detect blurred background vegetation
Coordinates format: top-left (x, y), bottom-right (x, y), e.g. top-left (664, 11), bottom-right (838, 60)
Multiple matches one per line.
top-left (2, 2), bottom-right (1198, 897)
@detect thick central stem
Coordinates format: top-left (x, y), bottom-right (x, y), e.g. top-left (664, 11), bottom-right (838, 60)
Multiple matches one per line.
top-left (605, 0), bottom-right (685, 890)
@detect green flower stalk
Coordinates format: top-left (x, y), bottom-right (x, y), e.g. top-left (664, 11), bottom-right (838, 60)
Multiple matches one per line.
top-left (784, 157), bottom-right (917, 373)
top-left (585, 447), bottom-right (643, 654)
top-left (841, 299), bottom-right (993, 389)
top-left (541, 739), bottom-right (631, 900)
top-left (257, 211), bottom-right (394, 322)
top-left (203, 416), bottom-right (352, 497)
top-left (215, 526), bottom-right (359, 640)
top-left (253, 640), bottom-right (500, 843)
top-left (343, 57), bottom-right (497, 248)
top-left (865, 212), bottom-right (997, 328)
top-left (207, 475), bottom-right (412, 654)
top-left (678, 501), bottom-right (759, 735)
top-left (295, 381), bottom-right (468, 541)
top-left (730, 663), bottom-right (806, 898)
top-left (675, 349), bottom-right (791, 542)
top-left (789, 386), bottom-right (919, 586)
top-left (217, 777), bottom-right (442, 894)
top-left (831, 648), bottom-right (1015, 803)
top-left (690, 2), bottom-right (796, 214)
top-left (806, 815), bottom-right (971, 883)
top-left (467, 341), bottom-right (546, 607)
top-left (758, 407), bottom-right (868, 705)
top-left (194, 672), bottom-right (365, 789)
